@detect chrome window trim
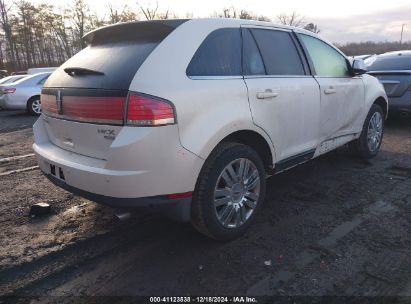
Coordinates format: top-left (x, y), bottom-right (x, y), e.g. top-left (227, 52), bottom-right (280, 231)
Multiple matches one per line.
top-left (244, 75), bottom-right (313, 79)
top-left (240, 24), bottom-right (292, 32)
top-left (188, 75), bottom-right (244, 80)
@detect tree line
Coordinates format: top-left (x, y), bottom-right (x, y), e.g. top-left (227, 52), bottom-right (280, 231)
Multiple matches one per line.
top-left (337, 41), bottom-right (411, 57)
top-left (0, 0), bottom-right (407, 73)
top-left (0, 0), bottom-right (325, 73)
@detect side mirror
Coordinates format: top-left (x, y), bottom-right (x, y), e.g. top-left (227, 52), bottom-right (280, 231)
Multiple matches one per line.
top-left (351, 59), bottom-right (367, 75)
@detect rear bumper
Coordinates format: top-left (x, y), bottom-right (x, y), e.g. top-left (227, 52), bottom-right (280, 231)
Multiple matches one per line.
top-left (0, 96), bottom-right (12, 110)
top-left (388, 91), bottom-right (411, 112)
top-left (44, 172), bottom-right (192, 221)
top-left (33, 116), bottom-right (204, 211)
top-left (0, 95), bottom-right (25, 110)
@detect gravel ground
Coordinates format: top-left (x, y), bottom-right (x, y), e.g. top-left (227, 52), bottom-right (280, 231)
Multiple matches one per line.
top-left (0, 110), bottom-right (410, 301)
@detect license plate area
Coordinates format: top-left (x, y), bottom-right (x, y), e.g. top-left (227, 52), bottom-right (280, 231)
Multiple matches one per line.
top-left (47, 162), bottom-right (65, 182)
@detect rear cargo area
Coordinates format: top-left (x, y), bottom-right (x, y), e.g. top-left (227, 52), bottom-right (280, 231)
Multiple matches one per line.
top-left (40, 20), bottom-right (187, 159)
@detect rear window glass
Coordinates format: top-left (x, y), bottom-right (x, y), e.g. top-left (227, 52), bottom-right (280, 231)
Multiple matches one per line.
top-left (45, 21), bottom-right (186, 90)
top-left (365, 55), bottom-right (411, 71)
top-left (187, 28), bottom-right (242, 77)
top-left (250, 29), bottom-right (305, 76)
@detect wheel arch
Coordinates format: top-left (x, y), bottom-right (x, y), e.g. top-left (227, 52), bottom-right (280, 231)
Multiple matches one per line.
top-left (212, 129), bottom-right (276, 173)
top-left (373, 96), bottom-right (388, 119)
top-left (26, 94), bottom-right (41, 107)
top-left (26, 94), bottom-right (41, 115)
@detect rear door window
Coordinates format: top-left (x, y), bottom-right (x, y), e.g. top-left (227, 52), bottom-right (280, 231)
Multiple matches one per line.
top-left (187, 28), bottom-right (242, 77)
top-left (242, 29), bottom-right (266, 76)
top-left (299, 34), bottom-right (350, 77)
top-left (250, 29), bottom-right (305, 76)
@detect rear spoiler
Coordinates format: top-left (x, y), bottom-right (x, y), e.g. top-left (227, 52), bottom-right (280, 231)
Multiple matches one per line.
top-left (367, 70), bottom-right (411, 76)
top-left (83, 19), bottom-right (189, 45)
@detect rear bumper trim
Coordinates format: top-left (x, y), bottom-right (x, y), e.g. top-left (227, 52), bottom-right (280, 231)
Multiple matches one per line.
top-left (44, 172), bottom-right (192, 222)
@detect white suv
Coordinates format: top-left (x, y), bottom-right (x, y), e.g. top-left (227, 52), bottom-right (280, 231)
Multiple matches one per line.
top-left (33, 19), bottom-right (388, 240)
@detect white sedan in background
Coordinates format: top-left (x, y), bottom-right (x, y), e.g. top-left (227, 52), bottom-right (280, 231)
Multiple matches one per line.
top-left (0, 72), bottom-right (51, 115)
top-left (0, 75), bottom-right (28, 84)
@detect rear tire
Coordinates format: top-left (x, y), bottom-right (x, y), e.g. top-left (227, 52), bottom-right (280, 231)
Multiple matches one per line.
top-left (191, 142), bottom-right (266, 241)
top-left (27, 96), bottom-right (41, 116)
top-left (350, 104), bottom-right (384, 159)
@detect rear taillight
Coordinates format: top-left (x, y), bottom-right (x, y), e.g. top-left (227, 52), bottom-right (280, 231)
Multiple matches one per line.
top-left (41, 91), bottom-right (175, 127)
top-left (1, 88), bottom-right (16, 94)
top-left (126, 92), bottom-right (175, 126)
top-left (41, 94), bottom-right (126, 125)
top-left (62, 96), bottom-right (125, 125)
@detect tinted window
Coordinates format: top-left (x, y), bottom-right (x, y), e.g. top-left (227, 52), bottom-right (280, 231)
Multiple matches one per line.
top-left (187, 28), bottom-right (242, 77)
top-left (243, 29), bottom-right (265, 75)
top-left (365, 55), bottom-right (411, 71)
top-left (45, 21), bottom-right (185, 90)
top-left (38, 76), bottom-right (50, 85)
top-left (299, 34), bottom-right (349, 77)
top-left (250, 29), bottom-right (305, 76)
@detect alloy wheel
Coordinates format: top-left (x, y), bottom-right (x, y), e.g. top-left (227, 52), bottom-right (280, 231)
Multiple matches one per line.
top-left (32, 99), bottom-right (41, 114)
top-left (367, 112), bottom-right (383, 153)
top-left (214, 158), bottom-right (261, 229)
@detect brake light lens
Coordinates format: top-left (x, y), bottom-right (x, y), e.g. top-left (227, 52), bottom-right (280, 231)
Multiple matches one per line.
top-left (127, 92), bottom-right (175, 126)
top-left (40, 91), bottom-right (176, 127)
top-left (62, 96), bottom-right (125, 125)
top-left (41, 94), bottom-right (125, 125)
top-left (1, 88), bottom-right (16, 94)
top-left (41, 94), bottom-right (58, 113)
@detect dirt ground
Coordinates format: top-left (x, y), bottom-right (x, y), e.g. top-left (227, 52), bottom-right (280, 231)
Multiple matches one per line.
top-left (0, 110), bottom-right (410, 301)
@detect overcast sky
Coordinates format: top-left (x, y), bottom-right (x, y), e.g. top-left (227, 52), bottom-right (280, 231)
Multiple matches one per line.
top-left (43, 0), bottom-right (411, 43)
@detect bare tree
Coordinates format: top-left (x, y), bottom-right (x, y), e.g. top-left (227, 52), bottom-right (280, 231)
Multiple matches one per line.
top-left (136, 1), bottom-right (173, 20)
top-left (137, 1), bottom-right (158, 20)
top-left (49, 8), bottom-right (73, 58)
top-left (108, 3), bottom-right (121, 24)
top-left (1, 0), bottom-right (410, 74)
top-left (0, 36), bottom-right (4, 69)
top-left (0, 0), bottom-right (18, 70)
top-left (337, 41), bottom-right (411, 56)
top-left (216, 7), bottom-right (270, 22)
top-left (73, 0), bottom-right (89, 50)
top-left (277, 11), bottom-right (305, 27)
top-left (120, 7), bottom-right (138, 22)
top-left (107, 4), bottom-right (138, 25)
top-left (221, 7), bottom-right (237, 18)
top-left (16, 1), bottom-right (38, 67)
top-left (304, 23), bottom-right (320, 33)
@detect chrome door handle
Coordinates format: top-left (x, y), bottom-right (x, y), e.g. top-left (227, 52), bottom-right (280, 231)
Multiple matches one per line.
top-left (256, 91), bottom-right (279, 99)
top-left (324, 88), bottom-right (337, 95)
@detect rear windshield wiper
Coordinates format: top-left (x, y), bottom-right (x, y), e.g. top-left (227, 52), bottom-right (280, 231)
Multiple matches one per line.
top-left (64, 67), bottom-right (104, 76)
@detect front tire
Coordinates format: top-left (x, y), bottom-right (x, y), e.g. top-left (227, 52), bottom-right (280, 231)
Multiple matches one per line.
top-left (350, 104), bottom-right (384, 159)
top-left (191, 142), bottom-right (266, 241)
top-left (27, 97), bottom-right (41, 116)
